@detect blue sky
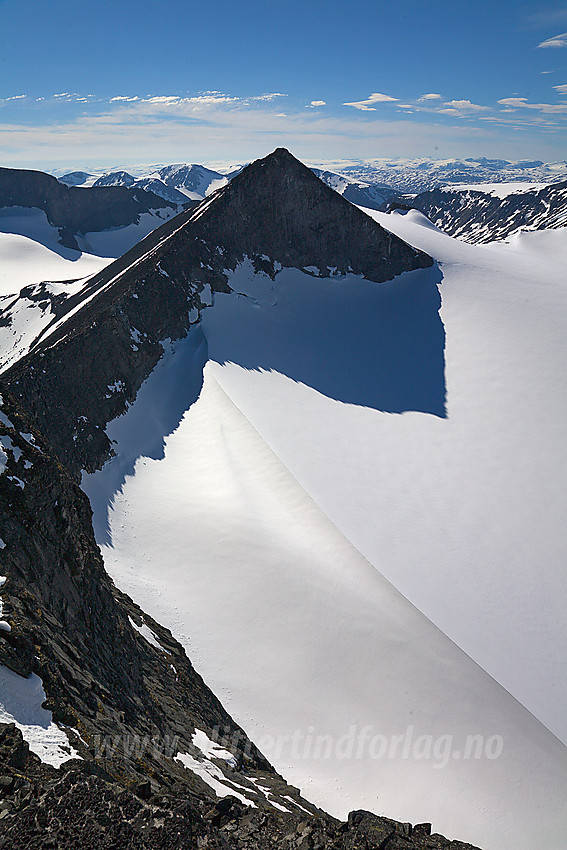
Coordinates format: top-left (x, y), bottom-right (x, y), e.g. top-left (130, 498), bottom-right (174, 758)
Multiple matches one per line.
top-left (1, 0), bottom-right (566, 168)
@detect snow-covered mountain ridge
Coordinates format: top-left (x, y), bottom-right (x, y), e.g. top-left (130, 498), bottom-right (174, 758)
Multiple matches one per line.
top-left (55, 156), bottom-right (567, 234)
top-left (0, 166), bottom-right (180, 255)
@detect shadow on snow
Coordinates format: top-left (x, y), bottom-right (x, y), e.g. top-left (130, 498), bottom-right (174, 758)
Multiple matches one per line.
top-left (82, 264), bottom-right (446, 546)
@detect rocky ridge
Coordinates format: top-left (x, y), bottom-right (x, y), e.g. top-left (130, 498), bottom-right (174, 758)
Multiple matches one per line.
top-left (405, 180), bottom-right (567, 243)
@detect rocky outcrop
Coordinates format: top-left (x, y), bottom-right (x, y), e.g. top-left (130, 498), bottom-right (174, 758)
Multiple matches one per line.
top-left (406, 180), bottom-right (567, 243)
top-left (0, 167), bottom-right (178, 250)
top-left (0, 724), bottom-right (480, 849)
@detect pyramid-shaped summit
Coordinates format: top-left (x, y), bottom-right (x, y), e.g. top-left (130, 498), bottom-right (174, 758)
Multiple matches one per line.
top-left (191, 147), bottom-right (433, 282)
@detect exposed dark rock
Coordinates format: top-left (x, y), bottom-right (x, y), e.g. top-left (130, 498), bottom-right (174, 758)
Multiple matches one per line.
top-left (0, 726), bottom-right (480, 850)
top-left (405, 180), bottom-right (567, 243)
top-left (0, 166), bottom-right (177, 250)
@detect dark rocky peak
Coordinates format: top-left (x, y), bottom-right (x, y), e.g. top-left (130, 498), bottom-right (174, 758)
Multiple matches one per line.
top-left (185, 147), bottom-right (432, 281)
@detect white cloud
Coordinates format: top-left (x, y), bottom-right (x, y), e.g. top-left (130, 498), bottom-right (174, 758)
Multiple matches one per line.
top-left (343, 92), bottom-right (398, 111)
top-left (143, 96), bottom-right (182, 104)
top-left (5, 95), bottom-right (26, 101)
top-left (524, 8), bottom-right (567, 28)
top-left (418, 93), bottom-right (443, 101)
top-left (4, 86), bottom-right (566, 168)
top-left (537, 31), bottom-right (567, 48)
top-left (251, 93), bottom-right (287, 101)
top-left (499, 97), bottom-right (530, 107)
top-left (498, 96), bottom-right (567, 113)
top-left (306, 100), bottom-right (326, 108)
top-left (444, 99), bottom-right (489, 112)
top-left (0, 103), bottom-right (490, 169)
top-left (553, 83), bottom-right (567, 93)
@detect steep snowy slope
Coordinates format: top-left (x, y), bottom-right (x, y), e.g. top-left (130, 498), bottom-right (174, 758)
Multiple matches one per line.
top-left (81, 217), bottom-right (567, 846)
top-left (0, 228), bottom-right (108, 295)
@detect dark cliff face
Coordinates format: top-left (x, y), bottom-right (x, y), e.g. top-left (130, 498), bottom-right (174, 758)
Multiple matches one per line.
top-left (2, 148), bottom-right (434, 477)
top-left (0, 166), bottom-right (177, 249)
top-left (409, 179), bottom-right (567, 243)
top-left (197, 148), bottom-right (431, 280)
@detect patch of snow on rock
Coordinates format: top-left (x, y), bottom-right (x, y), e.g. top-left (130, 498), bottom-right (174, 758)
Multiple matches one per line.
top-left (0, 665), bottom-right (81, 767)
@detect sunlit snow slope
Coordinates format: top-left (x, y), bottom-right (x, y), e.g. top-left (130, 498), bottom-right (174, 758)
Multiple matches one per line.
top-left (0, 228), bottom-right (108, 296)
top-left (82, 217), bottom-right (567, 850)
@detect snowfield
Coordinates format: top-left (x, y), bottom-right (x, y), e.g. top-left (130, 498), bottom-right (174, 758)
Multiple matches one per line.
top-left (82, 214), bottom-right (567, 850)
top-left (0, 204), bottom-right (176, 295)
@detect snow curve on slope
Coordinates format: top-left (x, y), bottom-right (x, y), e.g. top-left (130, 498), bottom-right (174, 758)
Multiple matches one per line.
top-left (0, 230), bottom-right (108, 296)
top-left (83, 357), bottom-right (567, 850)
top-left (80, 219), bottom-right (567, 849)
top-left (211, 210), bottom-right (567, 746)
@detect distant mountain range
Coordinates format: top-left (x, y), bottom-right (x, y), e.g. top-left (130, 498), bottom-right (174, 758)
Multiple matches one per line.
top-left (308, 156), bottom-right (567, 194)
top-left (57, 155), bottom-right (567, 200)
